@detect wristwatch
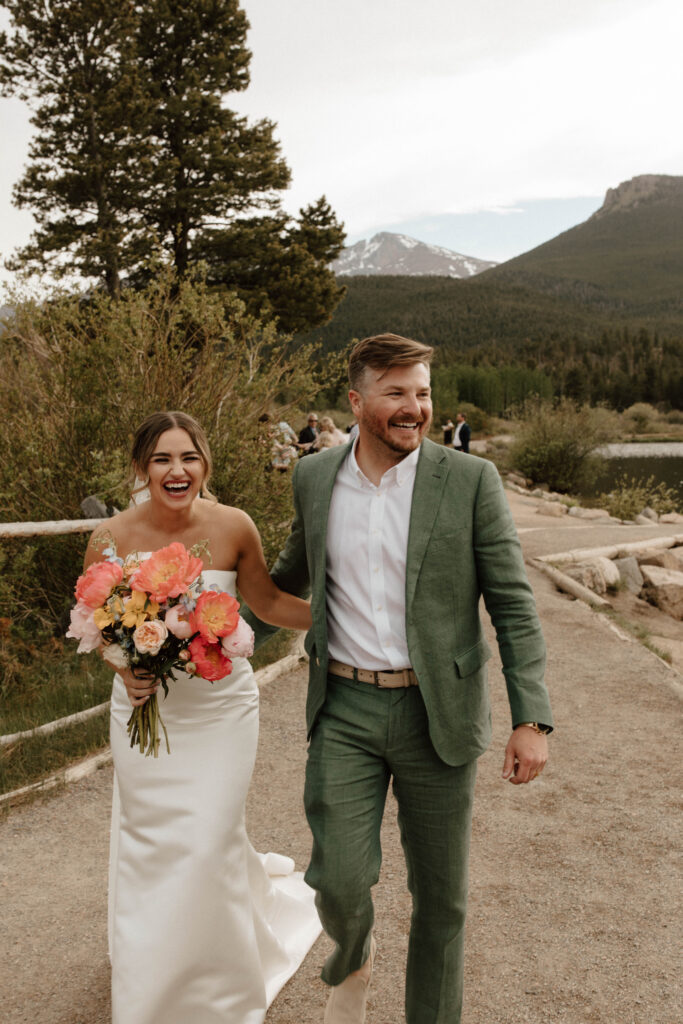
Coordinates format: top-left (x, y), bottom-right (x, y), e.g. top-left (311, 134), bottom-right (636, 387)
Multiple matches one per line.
top-left (516, 722), bottom-right (552, 735)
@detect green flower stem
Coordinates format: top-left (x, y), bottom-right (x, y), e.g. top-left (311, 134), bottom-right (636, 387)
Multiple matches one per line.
top-left (126, 693), bottom-right (171, 757)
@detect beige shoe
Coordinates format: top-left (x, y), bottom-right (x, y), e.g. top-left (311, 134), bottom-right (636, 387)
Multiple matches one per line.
top-left (324, 936), bottom-right (376, 1024)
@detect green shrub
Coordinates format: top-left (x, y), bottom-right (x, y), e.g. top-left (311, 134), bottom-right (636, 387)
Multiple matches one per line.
top-left (597, 474), bottom-right (681, 520)
top-left (622, 402), bottom-right (657, 433)
top-left (0, 270), bottom-right (327, 693)
top-left (509, 398), bottom-right (617, 494)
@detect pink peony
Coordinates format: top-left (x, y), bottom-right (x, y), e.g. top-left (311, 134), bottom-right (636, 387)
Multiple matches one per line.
top-left (190, 590), bottom-right (240, 643)
top-left (220, 616), bottom-right (254, 659)
top-left (188, 635), bottom-right (232, 681)
top-left (128, 543), bottom-right (203, 603)
top-left (66, 601), bottom-right (103, 653)
top-left (164, 603), bottom-right (194, 639)
top-left (133, 618), bottom-right (168, 656)
top-left (75, 560), bottom-right (123, 609)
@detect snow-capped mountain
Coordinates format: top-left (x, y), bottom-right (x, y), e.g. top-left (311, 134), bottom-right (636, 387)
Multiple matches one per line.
top-left (331, 232), bottom-right (497, 278)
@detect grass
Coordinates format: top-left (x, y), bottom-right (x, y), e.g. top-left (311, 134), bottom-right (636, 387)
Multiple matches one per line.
top-left (0, 630), bottom-right (301, 797)
top-left (0, 647), bottom-right (113, 797)
top-left (599, 608), bottom-right (673, 664)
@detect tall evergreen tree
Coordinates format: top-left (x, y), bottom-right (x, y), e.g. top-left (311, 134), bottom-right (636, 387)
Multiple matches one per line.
top-left (1, 0), bottom-right (345, 328)
top-left (0, 0), bottom-right (155, 297)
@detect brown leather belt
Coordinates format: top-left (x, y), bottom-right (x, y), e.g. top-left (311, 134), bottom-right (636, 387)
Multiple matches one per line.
top-left (328, 659), bottom-right (418, 689)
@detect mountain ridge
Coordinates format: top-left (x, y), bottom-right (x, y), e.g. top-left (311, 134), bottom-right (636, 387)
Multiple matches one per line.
top-left (331, 231), bottom-right (496, 278)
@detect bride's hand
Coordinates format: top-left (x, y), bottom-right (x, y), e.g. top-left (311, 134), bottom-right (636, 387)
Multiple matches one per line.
top-left (119, 666), bottom-right (159, 707)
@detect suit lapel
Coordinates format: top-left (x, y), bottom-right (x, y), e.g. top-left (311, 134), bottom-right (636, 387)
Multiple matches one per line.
top-left (406, 440), bottom-right (450, 607)
top-left (307, 445), bottom-right (348, 605)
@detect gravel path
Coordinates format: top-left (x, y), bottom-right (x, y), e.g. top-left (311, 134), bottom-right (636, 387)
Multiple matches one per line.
top-left (1, 494), bottom-right (681, 1023)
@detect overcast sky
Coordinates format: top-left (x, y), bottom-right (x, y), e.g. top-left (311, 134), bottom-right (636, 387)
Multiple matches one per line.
top-left (1, 0), bottom-right (681, 289)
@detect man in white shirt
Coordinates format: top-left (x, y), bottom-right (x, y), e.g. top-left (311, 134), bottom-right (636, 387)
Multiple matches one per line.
top-left (245, 334), bottom-right (552, 1024)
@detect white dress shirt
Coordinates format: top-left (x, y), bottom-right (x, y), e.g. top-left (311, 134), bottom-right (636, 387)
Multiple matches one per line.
top-left (325, 440), bottom-right (419, 670)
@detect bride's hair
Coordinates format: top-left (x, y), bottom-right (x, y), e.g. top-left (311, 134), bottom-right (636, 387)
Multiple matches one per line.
top-left (131, 411), bottom-right (217, 502)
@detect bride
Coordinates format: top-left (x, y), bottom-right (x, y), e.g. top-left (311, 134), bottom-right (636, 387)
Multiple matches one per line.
top-left (84, 410), bottom-right (319, 1024)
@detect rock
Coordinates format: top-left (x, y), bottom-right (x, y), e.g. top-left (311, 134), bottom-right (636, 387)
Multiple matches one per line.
top-left (634, 514), bottom-right (657, 526)
top-left (614, 556), bottom-right (644, 594)
top-left (536, 503), bottom-right (568, 517)
top-left (568, 506), bottom-right (612, 520)
top-left (80, 496), bottom-right (109, 518)
top-left (638, 551), bottom-right (681, 571)
top-left (640, 564), bottom-right (683, 620)
top-left (506, 472), bottom-right (528, 489)
top-left (531, 488), bottom-right (545, 498)
top-left (564, 562), bottom-right (607, 595)
top-left (594, 556), bottom-right (621, 588)
top-left (669, 548), bottom-right (683, 571)
top-left (659, 512), bottom-right (683, 524)
top-left (641, 507), bottom-right (659, 522)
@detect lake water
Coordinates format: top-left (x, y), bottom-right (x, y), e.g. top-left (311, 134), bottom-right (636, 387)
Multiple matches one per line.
top-left (583, 442), bottom-right (683, 502)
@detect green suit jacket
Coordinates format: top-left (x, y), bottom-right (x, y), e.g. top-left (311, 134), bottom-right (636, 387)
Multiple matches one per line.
top-left (246, 438), bottom-right (552, 766)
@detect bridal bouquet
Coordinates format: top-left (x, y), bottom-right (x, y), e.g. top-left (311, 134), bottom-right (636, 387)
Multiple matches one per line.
top-left (66, 541), bottom-right (254, 757)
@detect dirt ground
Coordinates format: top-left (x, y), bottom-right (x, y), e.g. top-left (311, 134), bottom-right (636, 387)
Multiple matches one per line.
top-left (1, 492), bottom-right (681, 1023)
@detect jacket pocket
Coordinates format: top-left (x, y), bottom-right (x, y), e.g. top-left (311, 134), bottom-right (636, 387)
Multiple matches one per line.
top-left (453, 637), bottom-right (492, 678)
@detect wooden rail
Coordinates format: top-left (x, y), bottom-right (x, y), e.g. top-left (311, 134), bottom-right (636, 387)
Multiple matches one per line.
top-left (0, 518), bottom-right (103, 539)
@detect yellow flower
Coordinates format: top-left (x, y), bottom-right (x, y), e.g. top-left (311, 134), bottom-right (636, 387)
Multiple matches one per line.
top-left (93, 605), bottom-right (113, 630)
top-left (93, 594), bottom-right (125, 630)
top-left (121, 590), bottom-right (160, 629)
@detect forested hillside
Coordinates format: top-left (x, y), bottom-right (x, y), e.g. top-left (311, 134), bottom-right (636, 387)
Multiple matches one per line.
top-left (299, 176), bottom-right (683, 412)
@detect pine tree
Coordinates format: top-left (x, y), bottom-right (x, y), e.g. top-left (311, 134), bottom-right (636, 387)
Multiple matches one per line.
top-left (196, 197), bottom-right (346, 333)
top-left (0, 1), bottom-right (155, 297)
top-left (1, 0), bottom-right (346, 328)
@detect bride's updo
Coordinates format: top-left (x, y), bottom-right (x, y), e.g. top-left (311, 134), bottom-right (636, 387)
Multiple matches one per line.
top-left (131, 411), bottom-right (216, 500)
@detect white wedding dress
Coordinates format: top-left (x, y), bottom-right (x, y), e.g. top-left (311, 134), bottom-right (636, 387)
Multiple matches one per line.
top-left (108, 567), bottom-right (321, 1023)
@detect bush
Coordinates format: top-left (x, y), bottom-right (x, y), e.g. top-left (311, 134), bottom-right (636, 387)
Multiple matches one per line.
top-left (622, 402), bottom-right (657, 434)
top-left (0, 271), bottom-right (327, 693)
top-left (597, 474), bottom-right (681, 520)
top-left (509, 398), bottom-right (617, 494)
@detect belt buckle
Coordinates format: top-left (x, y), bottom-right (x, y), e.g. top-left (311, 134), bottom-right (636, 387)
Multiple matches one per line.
top-left (375, 671), bottom-right (387, 689)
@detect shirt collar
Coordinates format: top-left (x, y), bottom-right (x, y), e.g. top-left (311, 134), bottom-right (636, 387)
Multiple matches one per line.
top-left (347, 437), bottom-right (420, 490)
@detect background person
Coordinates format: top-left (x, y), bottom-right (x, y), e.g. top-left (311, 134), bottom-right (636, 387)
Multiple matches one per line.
top-left (314, 415), bottom-right (347, 450)
top-left (453, 411), bottom-right (471, 452)
top-left (297, 412), bottom-right (319, 456)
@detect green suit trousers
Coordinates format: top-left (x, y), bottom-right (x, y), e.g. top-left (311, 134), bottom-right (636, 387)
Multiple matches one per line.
top-left (304, 675), bottom-right (478, 1024)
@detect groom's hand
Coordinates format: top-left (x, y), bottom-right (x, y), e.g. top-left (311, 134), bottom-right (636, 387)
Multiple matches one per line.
top-left (502, 727), bottom-right (548, 784)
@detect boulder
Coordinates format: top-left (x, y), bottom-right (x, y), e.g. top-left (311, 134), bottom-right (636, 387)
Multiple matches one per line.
top-left (659, 512), bottom-right (683, 524)
top-left (641, 507), bottom-right (659, 522)
top-left (80, 495), bottom-right (109, 518)
top-left (668, 547), bottom-right (683, 571)
top-left (536, 503), bottom-right (568, 517)
top-left (634, 514), bottom-right (657, 526)
top-left (614, 556), bottom-right (644, 594)
top-left (593, 556), bottom-right (621, 588)
top-left (564, 562), bottom-right (607, 595)
top-left (506, 472), bottom-right (528, 489)
top-left (568, 506), bottom-right (612, 520)
top-left (638, 550), bottom-right (681, 571)
top-left (640, 564), bottom-right (683, 620)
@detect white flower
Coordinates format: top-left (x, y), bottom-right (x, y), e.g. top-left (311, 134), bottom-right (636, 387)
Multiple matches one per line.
top-left (102, 643), bottom-right (130, 671)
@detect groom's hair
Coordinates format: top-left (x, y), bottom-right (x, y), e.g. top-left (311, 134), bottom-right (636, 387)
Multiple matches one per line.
top-left (348, 333), bottom-right (433, 391)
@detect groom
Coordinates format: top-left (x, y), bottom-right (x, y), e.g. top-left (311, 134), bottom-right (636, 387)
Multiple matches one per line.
top-left (246, 333), bottom-right (552, 1023)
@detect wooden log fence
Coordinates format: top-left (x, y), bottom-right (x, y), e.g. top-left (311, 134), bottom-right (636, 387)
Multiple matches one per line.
top-left (0, 518), bottom-right (104, 539)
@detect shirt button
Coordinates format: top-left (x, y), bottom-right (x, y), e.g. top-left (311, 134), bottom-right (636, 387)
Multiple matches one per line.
top-left (376, 605), bottom-right (383, 611)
